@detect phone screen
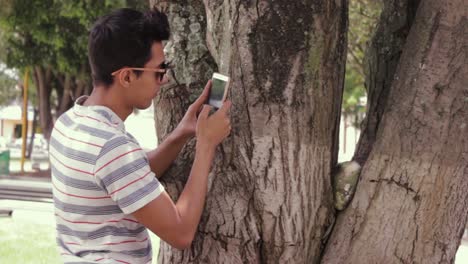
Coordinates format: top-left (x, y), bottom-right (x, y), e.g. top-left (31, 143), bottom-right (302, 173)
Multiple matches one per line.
top-left (208, 77), bottom-right (227, 108)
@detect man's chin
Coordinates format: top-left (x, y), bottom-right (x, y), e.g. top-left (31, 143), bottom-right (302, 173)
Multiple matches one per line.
top-left (135, 101), bottom-right (153, 110)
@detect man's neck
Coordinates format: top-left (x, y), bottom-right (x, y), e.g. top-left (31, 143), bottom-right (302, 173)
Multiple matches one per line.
top-left (83, 86), bottom-right (133, 122)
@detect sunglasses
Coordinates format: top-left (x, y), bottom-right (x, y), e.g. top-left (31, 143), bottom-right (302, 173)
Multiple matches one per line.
top-left (111, 62), bottom-right (171, 82)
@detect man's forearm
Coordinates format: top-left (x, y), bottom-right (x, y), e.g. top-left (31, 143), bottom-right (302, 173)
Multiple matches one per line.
top-left (175, 143), bottom-right (215, 242)
top-left (147, 130), bottom-right (191, 178)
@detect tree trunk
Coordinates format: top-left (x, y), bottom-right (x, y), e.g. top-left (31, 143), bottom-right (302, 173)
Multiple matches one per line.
top-left (74, 80), bottom-right (84, 100)
top-left (33, 66), bottom-right (54, 140)
top-left (73, 65), bottom-right (88, 100)
top-left (353, 0), bottom-right (421, 166)
top-left (322, 0), bottom-right (468, 263)
top-left (57, 73), bottom-right (73, 117)
top-left (153, 0), bottom-right (348, 263)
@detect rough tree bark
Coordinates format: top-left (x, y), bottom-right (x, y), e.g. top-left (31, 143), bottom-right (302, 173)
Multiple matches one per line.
top-left (322, 0), bottom-right (468, 263)
top-left (151, 0), bottom-right (348, 263)
top-left (353, 0), bottom-right (421, 166)
top-left (331, 0), bottom-right (421, 215)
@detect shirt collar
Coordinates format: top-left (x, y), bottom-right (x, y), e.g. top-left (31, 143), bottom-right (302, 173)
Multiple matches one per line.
top-left (73, 96), bottom-right (125, 131)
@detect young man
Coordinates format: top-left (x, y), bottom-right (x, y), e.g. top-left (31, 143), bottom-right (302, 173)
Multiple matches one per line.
top-left (49, 8), bottom-right (231, 264)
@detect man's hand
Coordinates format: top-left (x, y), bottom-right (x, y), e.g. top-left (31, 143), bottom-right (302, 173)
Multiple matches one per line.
top-left (175, 80), bottom-right (212, 140)
top-left (196, 100), bottom-right (232, 150)
top-left (147, 81), bottom-right (212, 178)
top-left (134, 96), bottom-right (232, 250)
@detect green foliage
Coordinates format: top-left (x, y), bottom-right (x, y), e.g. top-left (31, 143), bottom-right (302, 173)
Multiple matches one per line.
top-left (343, 0), bottom-right (382, 126)
top-left (0, 64), bottom-right (19, 105)
top-left (0, 0), bottom-right (140, 74)
top-left (343, 66), bottom-right (365, 112)
top-left (0, 0), bottom-right (149, 109)
top-left (347, 0), bottom-right (382, 78)
top-left (0, 32), bottom-right (17, 105)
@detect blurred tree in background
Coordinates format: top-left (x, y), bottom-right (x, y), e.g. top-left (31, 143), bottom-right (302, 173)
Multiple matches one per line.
top-left (0, 63), bottom-right (19, 106)
top-left (0, 0), bottom-right (147, 139)
top-left (343, 0), bottom-right (382, 127)
top-left (0, 29), bottom-right (20, 106)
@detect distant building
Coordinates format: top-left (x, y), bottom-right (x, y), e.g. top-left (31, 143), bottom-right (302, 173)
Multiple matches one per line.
top-left (0, 104), bottom-right (34, 142)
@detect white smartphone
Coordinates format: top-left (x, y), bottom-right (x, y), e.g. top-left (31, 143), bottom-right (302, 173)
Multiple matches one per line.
top-left (207, 73), bottom-right (230, 109)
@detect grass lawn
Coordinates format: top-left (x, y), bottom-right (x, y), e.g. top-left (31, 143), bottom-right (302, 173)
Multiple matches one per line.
top-left (0, 203), bottom-right (466, 263)
top-left (0, 210), bottom-right (160, 263)
top-left (0, 216), bottom-right (61, 264)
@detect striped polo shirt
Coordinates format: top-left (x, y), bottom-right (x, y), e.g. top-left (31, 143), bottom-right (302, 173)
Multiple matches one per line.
top-left (49, 96), bottom-right (164, 264)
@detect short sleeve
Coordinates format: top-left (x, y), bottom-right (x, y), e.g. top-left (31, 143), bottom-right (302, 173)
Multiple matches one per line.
top-left (94, 135), bottom-right (164, 214)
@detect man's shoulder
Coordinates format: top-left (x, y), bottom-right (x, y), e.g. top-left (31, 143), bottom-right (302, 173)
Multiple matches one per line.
top-left (55, 108), bottom-right (125, 139)
top-left (97, 133), bottom-right (143, 159)
top-left (51, 111), bottom-right (131, 158)
top-left (93, 133), bottom-right (149, 182)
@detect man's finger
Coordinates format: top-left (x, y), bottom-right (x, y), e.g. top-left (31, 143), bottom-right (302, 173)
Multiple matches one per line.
top-left (195, 104), bottom-right (204, 118)
top-left (219, 100), bottom-right (232, 113)
top-left (199, 104), bottom-right (212, 120)
top-left (193, 80), bottom-right (212, 107)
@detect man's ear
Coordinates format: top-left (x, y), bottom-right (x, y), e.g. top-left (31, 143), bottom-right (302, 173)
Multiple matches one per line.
top-left (118, 69), bottom-right (132, 88)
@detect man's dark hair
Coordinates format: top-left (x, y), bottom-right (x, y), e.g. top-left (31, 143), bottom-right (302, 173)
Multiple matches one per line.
top-left (88, 8), bottom-right (170, 87)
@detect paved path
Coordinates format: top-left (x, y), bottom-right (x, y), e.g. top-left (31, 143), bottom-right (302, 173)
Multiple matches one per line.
top-left (0, 176), bottom-right (52, 203)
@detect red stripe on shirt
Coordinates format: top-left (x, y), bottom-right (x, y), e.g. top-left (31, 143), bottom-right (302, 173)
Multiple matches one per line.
top-left (49, 152), bottom-right (94, 176)
top-left (122, 218), bottom-right (139, 223)
top-left (53, 182), bottom-right (111, 200)
top-left (94, 148), bottom-right (143, 174)
top-left (55, 213), bottom-right (138, 225)
top-left (73, 112), bottom-right (119, 127)
top-left (115, 259), bottom-right (131, 264)
top-left (94, 257), bottom-right (131, 264)
top-left (73, 111), bottom-right (117, 127)
top-left (109, 171), bottom-right (152, 195)
top-left (55, 128), bottom-right (103, 148)
top-left (64, 238), bottom-right (147, 247)
top-left (102, 237), bottom-right (148, 246)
